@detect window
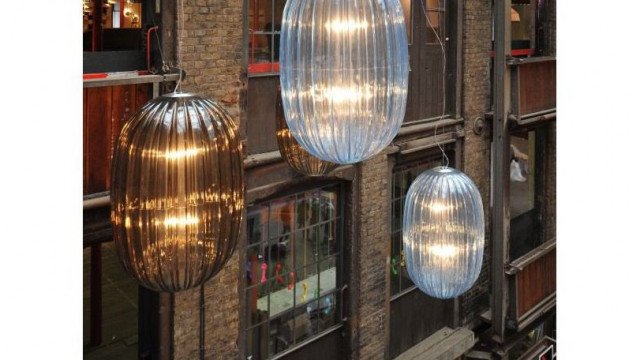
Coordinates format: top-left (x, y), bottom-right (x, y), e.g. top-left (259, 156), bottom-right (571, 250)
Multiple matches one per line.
top-left (402, 0), bottom-right (460, 122)
top-left (245, 184), bottom-right (344, 359)
top-left (390, 155), bottom-right (450, 296)
top-left (509, 126), bottom-right (555, 260)
top-left (83, 0), bottom-right (160, 74)
top-left (511, 0), bottom-right (534, 54)
top-left (248, 0), bottom-right (286, 75)
top-left (508, 0), bottom-right (553, 56)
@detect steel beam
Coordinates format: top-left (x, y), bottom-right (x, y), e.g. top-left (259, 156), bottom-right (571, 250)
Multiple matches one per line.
top-left (491, 0), bottom-right (512, 343)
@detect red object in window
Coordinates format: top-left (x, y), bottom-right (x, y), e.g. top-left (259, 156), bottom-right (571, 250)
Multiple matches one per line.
top-left (288, 272), bottom-right (295, 290)
top-left (275, 262), bottom-right (285, 285)
top-left (260, 262), bottom-right (268, 284)
top-left (248, 62), bottom-right (280, 75)
top-left (489, 48), bottom-right (535, 57)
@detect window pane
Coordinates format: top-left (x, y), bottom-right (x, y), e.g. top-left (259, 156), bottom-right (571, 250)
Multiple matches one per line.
top-left (248, 0), bottom-right (284, 72)
top-left (318, 221), bottom-right (337, 258)
top-left (246, 322), bottom-right (269, 360)
top-left (319, 256), bottom-right (337, 295)
top-left (269, 275), bottom-right (295, 318)
top-left (317, 292), bottom-right (338, 332)
top-left (295, 263), bottom-right (320, 305)
top-left (390, 232), bottom-right (401, 294)
top-left (246, 243), bottom-right (264, 286)
top-left (247, 283), bottom-right (269, 327)
top-left (269, 311), bottom-right (295, 356)
top-left (247, 206), bottom-right (268, 245)
top-left (83, 0), bottom-right (144, 52)
top-left (510, 131), bottom-right (538, 259)
top-left (511, 3), bottom-right (533, 49)
top-left (292, 302), bottom-right (318, 344)
top-left (510, 131), bottom-right (535, 219)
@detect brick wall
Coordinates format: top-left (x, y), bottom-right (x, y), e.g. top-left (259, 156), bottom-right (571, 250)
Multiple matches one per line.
top-left (170, 0), bottom-right (245, 359)
top-left (173, 0), bottom-right (244, 119)
top-left (350, 152), bottom-right (391, 359)
top-left (459, 0), bottom-right (493, 327)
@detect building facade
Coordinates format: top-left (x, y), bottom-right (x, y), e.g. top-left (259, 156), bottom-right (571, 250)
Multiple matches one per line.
top-left (83, 0), bottom-right (556, 359)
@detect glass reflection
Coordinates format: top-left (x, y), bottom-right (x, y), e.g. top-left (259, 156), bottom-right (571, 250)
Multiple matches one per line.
top-left (245, 185), bottom-right (343, 358)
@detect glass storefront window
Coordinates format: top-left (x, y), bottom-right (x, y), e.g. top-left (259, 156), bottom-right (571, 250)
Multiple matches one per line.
top-left (245, 184), bottom-right (343, 359)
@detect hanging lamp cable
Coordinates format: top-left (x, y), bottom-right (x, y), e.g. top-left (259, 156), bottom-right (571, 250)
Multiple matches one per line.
top-left (174, 0), bottom-right (185, 93)
top-left (419, 0), bottom-right (449, 168)
top-left (149, 8), bottom-right (169, 73)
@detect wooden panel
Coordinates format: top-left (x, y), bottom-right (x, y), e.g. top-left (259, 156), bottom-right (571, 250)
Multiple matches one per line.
top-left (390, 289), bottom-right (454, 358)
top-left (518, 60), bottom-right (556, 115)
top-left (516, 248), bottom-right (556, 318)
top-left (83, 83), bottom-right (153, 195)
top-left (247, 76), bottom-right (279, 154)
top-left (85, 86), bottom-right (112, 194)
top-left (108, 84), bottom-right (136, 189)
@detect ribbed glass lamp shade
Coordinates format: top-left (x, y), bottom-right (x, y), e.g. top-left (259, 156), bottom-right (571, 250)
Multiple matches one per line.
top-left (111, 93), bottom-right (244, 292)
top-left (276, 91), bottom-right (339, 176)
top-left (279, 0), bottom-right (409, 164)
top-left (402, 167), bottom-right (485, 299)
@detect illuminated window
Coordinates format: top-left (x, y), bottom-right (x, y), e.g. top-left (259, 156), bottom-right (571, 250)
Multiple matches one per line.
top-left (83, 0), bottom-right (159, 74)
top-left (245, 184), bottom-right (344, 359)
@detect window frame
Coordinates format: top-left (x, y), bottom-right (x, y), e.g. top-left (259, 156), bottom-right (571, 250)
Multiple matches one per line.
top-left (248, 0), bottom-right (284, 76)
top-left (403, 0), bottom-right (463, 124)
top-left (244, 182), bottom-right (347, 359)
top-left (389, 148), bottom-right (456, 300)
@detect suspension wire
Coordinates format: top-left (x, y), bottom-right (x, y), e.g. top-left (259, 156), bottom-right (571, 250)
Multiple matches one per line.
top-left (173, 0), bottom-right (185, 93)
top-left (149, 9), bottom-right (169, 73)
top-left (418, 0), bottom-right (450, 168)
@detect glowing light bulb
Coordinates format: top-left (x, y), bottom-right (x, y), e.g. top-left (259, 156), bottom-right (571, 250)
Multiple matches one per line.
top-left (324, 19), bottom-right (369, 33)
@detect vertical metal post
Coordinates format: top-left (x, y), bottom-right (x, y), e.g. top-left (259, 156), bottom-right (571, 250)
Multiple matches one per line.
top-left (91, 0), bottom-right (103, 51)
top-left (158, 293), bottom-right (174, 360)
top-left (200, 285), bottom-right (206, 360)
top-left (491, 0), bottom-right (512, 344)
top-left (89, 244), bottom-right (102, 346)
top-left (153, 82), bottom-right (160, 99)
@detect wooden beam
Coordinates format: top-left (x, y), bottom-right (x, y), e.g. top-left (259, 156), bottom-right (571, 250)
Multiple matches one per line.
top-left (506, 239), bottom-right (556, 275)
top-left (491, 0), bottom-right (512, 343)
top-left (395, 327), bottom-right (475, 360)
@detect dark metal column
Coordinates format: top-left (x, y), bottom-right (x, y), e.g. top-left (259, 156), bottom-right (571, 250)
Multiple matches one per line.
top-left (491, 0), bottom-right (512, 344)
top-left (89, 244), bottom-right (102, 346)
